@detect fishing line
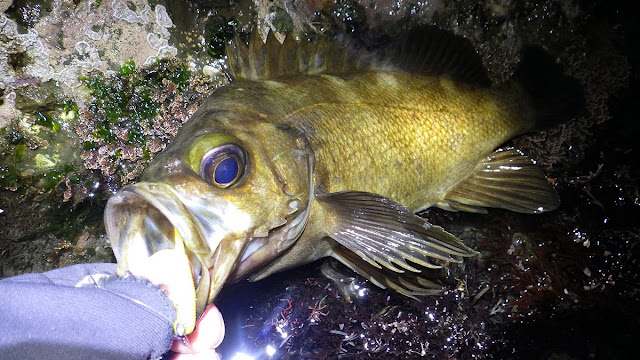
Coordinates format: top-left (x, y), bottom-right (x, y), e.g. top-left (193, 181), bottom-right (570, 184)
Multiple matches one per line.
top-left (76, 272), bottom-right (191, 339)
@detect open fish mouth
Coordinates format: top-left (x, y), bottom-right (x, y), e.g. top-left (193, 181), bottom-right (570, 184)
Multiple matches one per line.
top-left (105, 182), bottom-right (236, 335)
top-left (105, 183), bottom-right (207, 283)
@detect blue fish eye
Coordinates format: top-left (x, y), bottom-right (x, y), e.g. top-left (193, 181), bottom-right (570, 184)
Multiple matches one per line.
top-left (200, 144), bottom-right (246, 188)
top-left (214, 156), bottom-right (239, 185)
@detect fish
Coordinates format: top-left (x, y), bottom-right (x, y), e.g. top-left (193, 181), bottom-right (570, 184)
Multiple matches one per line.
top-left (104, 27), bottom-right (581, 334)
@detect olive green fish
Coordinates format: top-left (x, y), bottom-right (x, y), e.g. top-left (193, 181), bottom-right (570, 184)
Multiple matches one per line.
top-left (105, 28), bottom-right (576, 334)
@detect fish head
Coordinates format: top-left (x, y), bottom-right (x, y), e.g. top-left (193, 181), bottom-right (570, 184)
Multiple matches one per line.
top-left (105, 108), bottom-right (314, 325)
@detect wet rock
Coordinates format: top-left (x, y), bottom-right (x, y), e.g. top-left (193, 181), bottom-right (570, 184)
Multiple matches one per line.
top-left (0, 0), bottom-right (13, 13)
top-left (13, 79), bottom-right (60, 111)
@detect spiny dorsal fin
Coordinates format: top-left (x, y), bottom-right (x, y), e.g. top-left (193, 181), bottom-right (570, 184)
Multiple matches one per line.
top-left (438, 148), bottom-right (560, 214)
top-left (225, 29), bottom-right (369, 80)
top-left (225, 26), bottom-right (490, 85)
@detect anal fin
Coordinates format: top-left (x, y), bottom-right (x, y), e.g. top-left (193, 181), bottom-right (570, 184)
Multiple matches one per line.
top-left (439, 148), bottom-right (560, 214)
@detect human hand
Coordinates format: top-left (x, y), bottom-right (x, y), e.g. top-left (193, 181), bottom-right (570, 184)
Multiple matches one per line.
top-left (0, 262), bottom-right (226, 360)
top-left (0, 263), bottom-right (176, 360)
top-left (129, 247), bottom-right (225, 360)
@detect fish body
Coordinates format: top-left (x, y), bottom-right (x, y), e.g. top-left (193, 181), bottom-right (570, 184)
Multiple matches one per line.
top-left (257, 71), bottom-right (532, 211)
top-left (105, 29), bottom-right (571, 334)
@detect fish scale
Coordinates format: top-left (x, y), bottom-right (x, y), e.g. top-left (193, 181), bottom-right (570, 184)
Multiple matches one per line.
top-left (266, 71), bottom-right (529, 211)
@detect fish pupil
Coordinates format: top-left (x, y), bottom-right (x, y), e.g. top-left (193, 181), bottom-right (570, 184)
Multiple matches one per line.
top-left (214, 156), bottom-right (239, 185)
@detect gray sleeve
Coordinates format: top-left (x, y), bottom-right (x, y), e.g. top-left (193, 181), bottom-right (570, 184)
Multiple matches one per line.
top-left (0, 263), bottom-right (176, 360)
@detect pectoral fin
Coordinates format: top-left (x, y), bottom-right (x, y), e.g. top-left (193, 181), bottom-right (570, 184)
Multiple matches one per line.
top-left (316, 191), bottom-right (476, 275)
top-left (438, 148), bottom-right (560, 214)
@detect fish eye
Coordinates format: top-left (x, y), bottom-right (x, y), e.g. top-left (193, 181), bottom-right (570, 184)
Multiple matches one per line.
top-left (199, 144), bottom-right (246, 188)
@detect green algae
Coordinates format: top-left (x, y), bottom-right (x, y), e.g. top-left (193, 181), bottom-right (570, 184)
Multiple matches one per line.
top-left (0, 164), bottom-right (20, 190)
top-left (75, 58), bottom-right (206, 188)
top-left (40, 170), bottom-right (62, 190)
top-left (34, 112), bottom-right (61, 133)
top-left (205, 16), bottom-right (236, 59)
top-left (118, 59), bottom-right (136, 76)
top-left (80, 59), bottom-right (191, 150)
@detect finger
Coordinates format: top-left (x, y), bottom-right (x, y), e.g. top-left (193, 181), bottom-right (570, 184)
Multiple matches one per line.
top-left (171, 304), bottom-right (225, 353)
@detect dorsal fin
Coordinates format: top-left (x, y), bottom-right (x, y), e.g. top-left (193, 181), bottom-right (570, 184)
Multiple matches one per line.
top-left (377, 26), bottom-right (491, 87)
top-left (225, 29), bottom-right (369, 80)
top-left (225, 26), bottom-right (490, 86)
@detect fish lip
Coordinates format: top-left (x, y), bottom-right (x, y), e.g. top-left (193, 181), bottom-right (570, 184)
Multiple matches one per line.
top-left (105, 182), bottom-right (211, 309)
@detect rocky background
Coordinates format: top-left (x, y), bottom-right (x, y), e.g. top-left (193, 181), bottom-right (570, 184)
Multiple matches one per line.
top-left (0, 0), bottom-right (637, 359)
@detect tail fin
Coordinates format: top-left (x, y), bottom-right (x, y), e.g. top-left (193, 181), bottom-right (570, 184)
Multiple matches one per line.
top-left (512, 47), bottom-right (585, 129)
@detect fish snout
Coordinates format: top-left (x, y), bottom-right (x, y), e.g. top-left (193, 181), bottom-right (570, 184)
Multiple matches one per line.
top-left (105, 181), bottom-right (250, 333)
top-left (105, 182), bottom-right (206, 276)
